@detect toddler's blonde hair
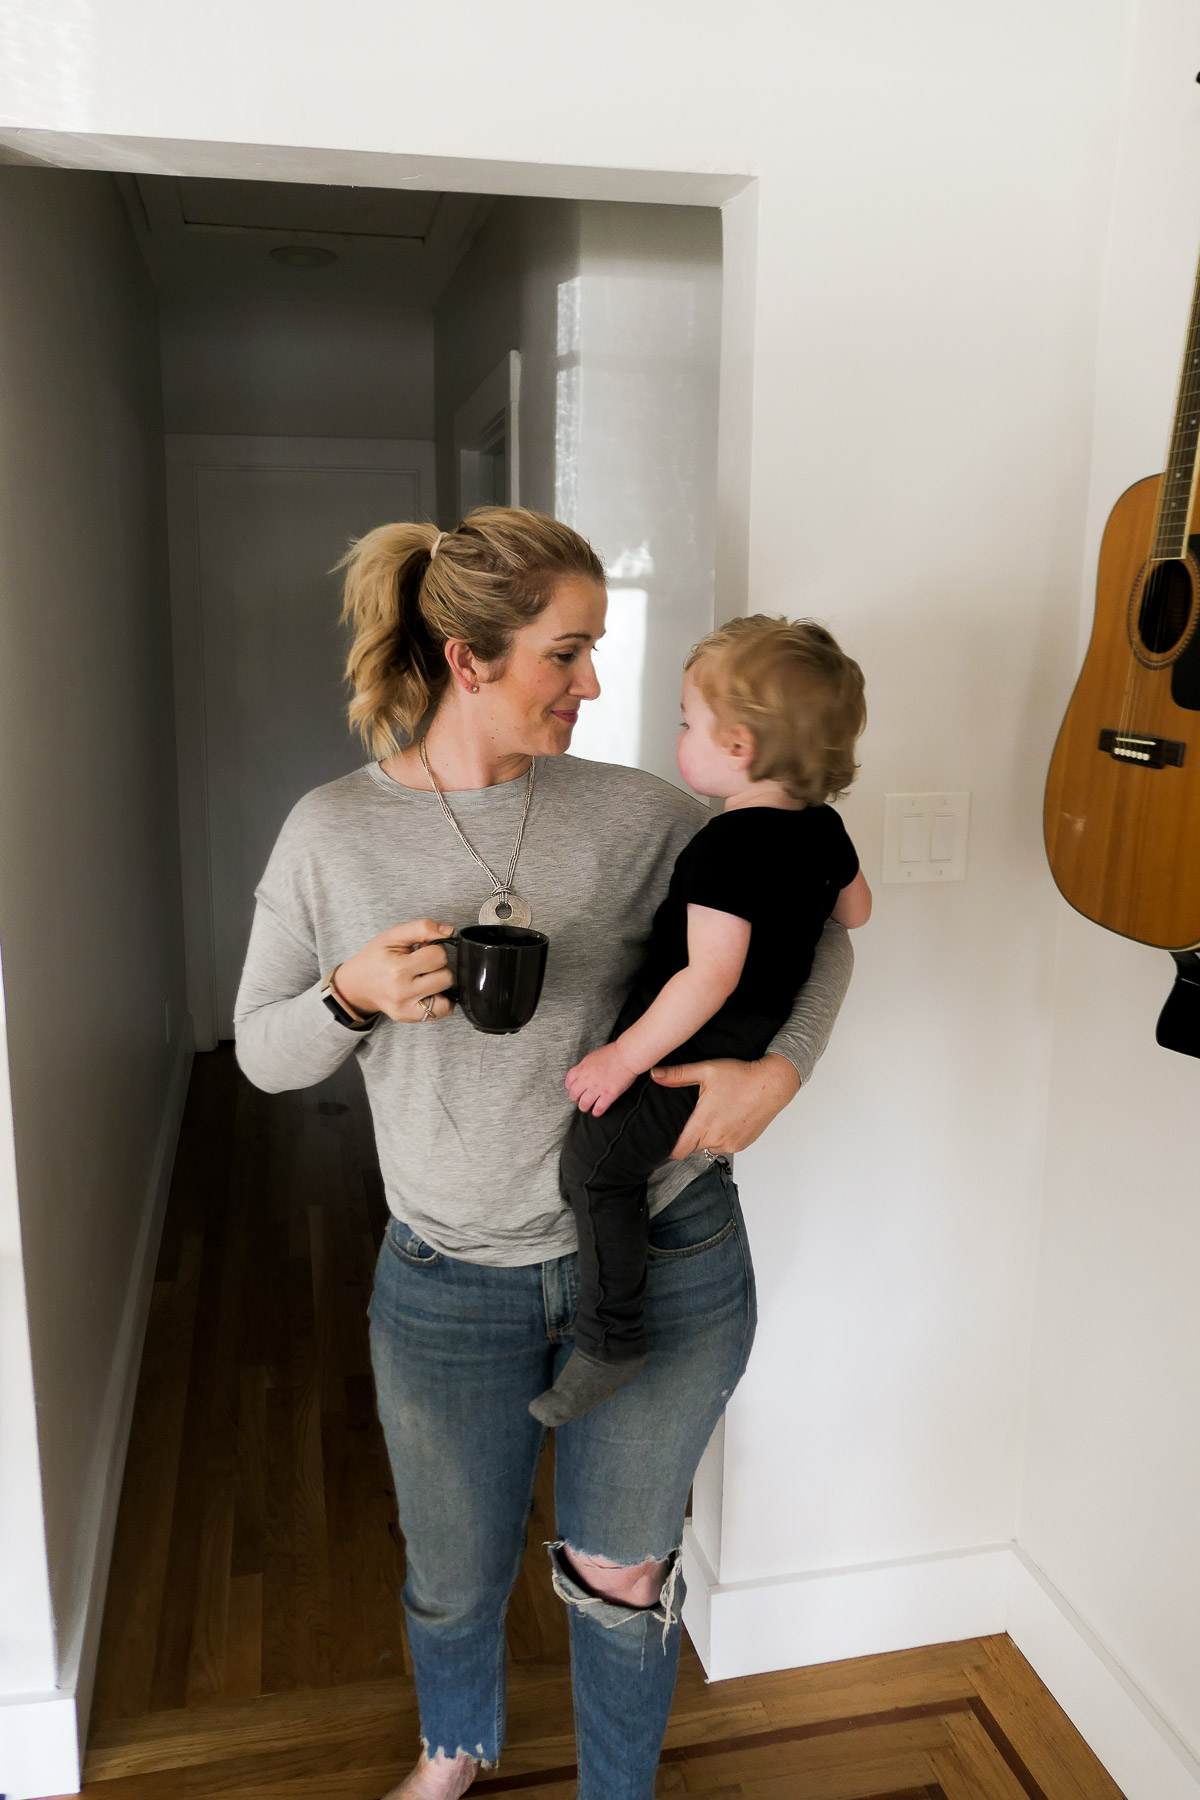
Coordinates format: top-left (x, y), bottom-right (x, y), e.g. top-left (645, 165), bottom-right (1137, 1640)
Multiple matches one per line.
top-left (686, 615), bottom-right (866, 804)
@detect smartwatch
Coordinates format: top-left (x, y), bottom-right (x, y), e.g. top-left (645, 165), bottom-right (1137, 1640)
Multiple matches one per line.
top-left (320, 969), bottom-right (377, 1031)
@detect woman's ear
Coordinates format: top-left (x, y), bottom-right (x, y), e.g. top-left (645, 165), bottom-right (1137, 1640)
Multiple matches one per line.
top-left (444, 638), bottom-right (483, 694)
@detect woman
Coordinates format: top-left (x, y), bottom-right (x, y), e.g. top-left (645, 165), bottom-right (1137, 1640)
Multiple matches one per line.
top-left (235, 508), bottom-right (852, 1800)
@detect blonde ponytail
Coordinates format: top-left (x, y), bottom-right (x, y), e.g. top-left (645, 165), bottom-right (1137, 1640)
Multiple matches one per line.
top-left (339, 523), bottom-right (442, 759)
top-left (339, 508), bottom-right (605, 757)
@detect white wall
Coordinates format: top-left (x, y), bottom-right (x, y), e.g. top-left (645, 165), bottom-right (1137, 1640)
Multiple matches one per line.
top-left (1021, 0), bottom-right (1200, 1768)
top-left (5, 1), bottom-right (1200, 1790)
top-left (161, 295), bottom-right (434, 437)
top-left (567, 202), bottom-right (721, 784)
top-left (434, 196), bottom-right (579, 522)
top-left (0, 166), bottom-right (188, 1792)
top-left (436, 198), bottom-right (721, 785)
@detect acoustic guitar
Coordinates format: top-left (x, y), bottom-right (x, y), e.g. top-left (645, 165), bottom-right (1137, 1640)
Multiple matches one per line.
top-left (1044, 249), bottom-right (1200, 957)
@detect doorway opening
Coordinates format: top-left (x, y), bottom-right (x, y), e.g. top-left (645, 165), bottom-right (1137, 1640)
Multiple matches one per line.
top-left (0, 148), bottom-right (731, 1787)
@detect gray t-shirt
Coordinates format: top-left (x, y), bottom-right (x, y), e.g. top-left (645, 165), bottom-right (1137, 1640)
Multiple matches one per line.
top-left (234, 754), bottom-right (852, 1266)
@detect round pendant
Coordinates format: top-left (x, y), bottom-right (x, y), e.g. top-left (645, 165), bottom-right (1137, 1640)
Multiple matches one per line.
top-left (479, 890), bottom-right (533, 928)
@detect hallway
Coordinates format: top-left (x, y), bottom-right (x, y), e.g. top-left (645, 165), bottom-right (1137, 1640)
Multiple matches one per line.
top-left (80, 1052), bottom-right (1124, 1800)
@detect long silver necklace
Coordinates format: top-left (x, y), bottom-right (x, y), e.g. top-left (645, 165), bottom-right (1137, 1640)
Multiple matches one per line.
top-left (419, 739), bottom-right (537, 927)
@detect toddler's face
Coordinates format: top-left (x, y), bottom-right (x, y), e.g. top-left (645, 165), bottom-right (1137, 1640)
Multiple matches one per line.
top-left (675, 672), bottom-right (750, 798)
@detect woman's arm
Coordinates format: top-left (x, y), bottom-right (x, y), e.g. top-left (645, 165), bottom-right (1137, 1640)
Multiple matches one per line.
top-left (234, 904), bottom-right (365, 1093)
top-left (234, 905), bottom-right (456, 1093)
top-left (760, 916), bottom-right (854, 1086)
top-left (650, 918), bottom-right (854, 1158)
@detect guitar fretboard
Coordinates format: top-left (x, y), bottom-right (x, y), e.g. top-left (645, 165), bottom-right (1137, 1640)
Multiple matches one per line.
top-left (1152, 250), bottom-right (1200, 560)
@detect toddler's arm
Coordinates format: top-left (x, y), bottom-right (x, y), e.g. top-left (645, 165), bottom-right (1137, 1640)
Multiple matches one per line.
top-left (566, 905), bottom-right (750, 1116)
top-left (832, 869), bottom-right (872, 928)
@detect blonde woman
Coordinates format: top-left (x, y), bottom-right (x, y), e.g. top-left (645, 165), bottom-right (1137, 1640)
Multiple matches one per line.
top-left (235, 508), bottom-right (853, 1800)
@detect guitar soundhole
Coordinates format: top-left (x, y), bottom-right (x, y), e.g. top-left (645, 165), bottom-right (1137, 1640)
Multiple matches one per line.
top-left (1136, 558), bottom-right (1194, 656)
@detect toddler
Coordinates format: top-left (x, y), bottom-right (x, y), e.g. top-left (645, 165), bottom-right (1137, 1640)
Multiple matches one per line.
top-left (530, 615), bottom-right (871, 1427)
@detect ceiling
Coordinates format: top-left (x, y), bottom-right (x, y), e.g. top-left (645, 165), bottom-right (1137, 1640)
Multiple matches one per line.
top-left (122, 173), bottom-right (491, 309)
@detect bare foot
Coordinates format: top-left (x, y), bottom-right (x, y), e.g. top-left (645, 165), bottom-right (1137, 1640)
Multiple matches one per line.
top-left (381, 1749), bottom-right (479, 1800)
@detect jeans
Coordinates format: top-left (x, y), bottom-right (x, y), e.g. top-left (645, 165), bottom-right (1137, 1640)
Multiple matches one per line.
top-left (561, 1009), bottom-right (777, 1362)
top-left (368, 1160), bottom-right (756, 1800)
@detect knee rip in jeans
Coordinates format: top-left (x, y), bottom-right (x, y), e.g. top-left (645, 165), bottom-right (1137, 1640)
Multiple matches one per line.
top-left (546, 1541), bottom-right (683, 1653)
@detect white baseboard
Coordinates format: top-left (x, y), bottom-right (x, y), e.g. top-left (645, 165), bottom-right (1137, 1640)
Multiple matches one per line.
top-left (0, 1691), bottom-right (79, 1800)
top-left (683, 1530), bottom-right (1200, 1798)
top-left (1008, 1549), bottom-right (1200, 1800)
top-left (0, 1025), bottom-right (193, 1800)
top-left (681, 1523), bottom-right (1010, 1682)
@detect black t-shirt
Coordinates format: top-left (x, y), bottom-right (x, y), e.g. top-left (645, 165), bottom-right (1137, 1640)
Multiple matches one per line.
top-left (635, 804), bottom-right (860, 1025)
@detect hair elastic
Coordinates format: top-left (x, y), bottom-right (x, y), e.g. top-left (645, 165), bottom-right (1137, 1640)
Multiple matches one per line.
top-left (429, 531), bottom-right (446, 561)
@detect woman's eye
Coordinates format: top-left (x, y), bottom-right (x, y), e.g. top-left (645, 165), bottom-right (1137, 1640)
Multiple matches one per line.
top-left (553, 652), bottom-right (576, 666)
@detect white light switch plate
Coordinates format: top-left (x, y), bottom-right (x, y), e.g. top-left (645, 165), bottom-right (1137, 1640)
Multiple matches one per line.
top-left (882, 792), bottom-right (970, 883)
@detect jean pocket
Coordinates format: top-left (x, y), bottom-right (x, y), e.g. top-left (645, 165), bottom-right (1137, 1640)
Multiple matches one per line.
top-left (383, 1218), bottom-right (445, 1268)
top-left (647, 1170), bottom-right (737, 1260)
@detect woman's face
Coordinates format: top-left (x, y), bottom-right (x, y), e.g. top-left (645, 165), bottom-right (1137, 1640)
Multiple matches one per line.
top-left (475, 576), bottom-right (607, 756)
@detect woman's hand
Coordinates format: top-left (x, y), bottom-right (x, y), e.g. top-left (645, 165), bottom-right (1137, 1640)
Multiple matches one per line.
top-left (334, 920), bottom-right (456, 1024)
top-left (651, 1053), bottom-right (801, 1160)
top-left (565, 1041), bottom-right (640, 1117)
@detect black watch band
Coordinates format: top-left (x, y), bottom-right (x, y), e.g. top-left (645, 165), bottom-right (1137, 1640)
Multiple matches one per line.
top-left (320, 970), bottom-right (375, 1031)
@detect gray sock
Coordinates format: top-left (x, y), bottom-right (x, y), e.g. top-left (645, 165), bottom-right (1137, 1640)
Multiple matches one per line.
top-left (528, 1348), bottom-right (648, 1427)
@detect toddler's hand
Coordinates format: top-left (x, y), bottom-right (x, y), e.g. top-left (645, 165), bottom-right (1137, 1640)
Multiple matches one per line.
top-left (565, 1042), bottom-right (638, 1116)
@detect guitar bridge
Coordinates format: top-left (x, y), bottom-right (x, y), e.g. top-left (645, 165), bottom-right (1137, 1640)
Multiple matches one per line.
top-left (1098, 729), bottom-right (1186, 768)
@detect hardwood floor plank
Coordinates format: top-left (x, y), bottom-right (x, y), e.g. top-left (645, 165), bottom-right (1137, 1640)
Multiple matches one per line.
top-left (974, 1637), bottom-right (1128, 1800)
top-left (185, 1454), bottom-right (238, 1706)
top-left (259, 1548), bottom-right (298, 1696)
top-left (683, 1753), bottom-right (940, 1798)
top-left (659, 1714), bottom-right (951, 1780)
top-left (929, 1743), bottom-right (994, 1800)
top-left (150, 1204), bottom-right (232, 1706)
top-left (93, 1051), bottom-right (236, 1722)
top-left (85, 1672), bottom-right (418, 1780)
top-left (287, 1241), bottom-right (334, 1688)
top-left (91, 1231), bottom-right (204, 1721)
top-left (220, 1575), bottom-right (264, 1704)
top-left (230, 1366), bottom-right (268, 1582)
top-left (939, 1710), bottom-right (1042, 1800)
top-left (750, 1640), bottom-right (986, 1725)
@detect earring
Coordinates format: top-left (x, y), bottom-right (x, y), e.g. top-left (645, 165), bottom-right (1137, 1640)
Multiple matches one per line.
top-left (471, 684), bottom-right (480, 693)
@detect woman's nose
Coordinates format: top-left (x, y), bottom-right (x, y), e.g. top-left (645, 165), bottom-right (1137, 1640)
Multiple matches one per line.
top-left (573, 655), bottom-right (601, 702)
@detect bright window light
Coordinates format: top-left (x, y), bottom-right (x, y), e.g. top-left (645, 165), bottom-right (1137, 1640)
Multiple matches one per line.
top-left (568, 588), bottom-right (648, 770)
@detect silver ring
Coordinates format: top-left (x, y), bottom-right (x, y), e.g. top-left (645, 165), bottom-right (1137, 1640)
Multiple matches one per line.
top-left (420, 994), bottom-right (436, 1021)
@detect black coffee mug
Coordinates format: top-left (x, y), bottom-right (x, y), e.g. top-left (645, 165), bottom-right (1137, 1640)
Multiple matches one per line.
top-left (447, 925), bottom-right (549, 1035)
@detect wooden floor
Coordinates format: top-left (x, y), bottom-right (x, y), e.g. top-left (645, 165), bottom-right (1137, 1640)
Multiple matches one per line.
top-left (82, 1047), bottom-right (1126, 1800)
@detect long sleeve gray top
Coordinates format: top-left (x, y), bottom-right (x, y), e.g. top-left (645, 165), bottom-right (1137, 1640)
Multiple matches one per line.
top-left (234, 754), bottom-right (853, 1266)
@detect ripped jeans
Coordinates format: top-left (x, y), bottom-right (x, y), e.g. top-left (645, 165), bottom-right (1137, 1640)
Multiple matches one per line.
top-left (368, 1160), bottom-right (756, 1800)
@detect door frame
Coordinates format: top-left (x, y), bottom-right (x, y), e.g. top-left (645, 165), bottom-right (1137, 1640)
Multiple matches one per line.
top-left (453, 350), bottom-right (521, 516)
top-left (165, 434), bottom-right (436, 1048)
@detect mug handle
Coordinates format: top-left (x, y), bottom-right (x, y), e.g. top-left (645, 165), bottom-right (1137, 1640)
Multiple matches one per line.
top-left (414, 931), bottom-right (461, 997)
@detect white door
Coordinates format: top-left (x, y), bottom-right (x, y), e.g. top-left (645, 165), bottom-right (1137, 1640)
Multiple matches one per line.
top-left (167, 436), bottom-right (436, 1043)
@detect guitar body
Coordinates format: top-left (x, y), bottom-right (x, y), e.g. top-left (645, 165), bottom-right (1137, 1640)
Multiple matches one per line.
top-left (1045, 473), bottom-right (1200, 950)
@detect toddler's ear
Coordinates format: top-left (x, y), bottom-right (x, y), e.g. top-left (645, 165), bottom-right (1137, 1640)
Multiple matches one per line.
top-left (725, 726), bottom-right (756, 768)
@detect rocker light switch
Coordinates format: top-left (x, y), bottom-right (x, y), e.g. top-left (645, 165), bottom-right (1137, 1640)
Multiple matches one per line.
top-left (883, 793), bottom-right (970, 883)
top-left (899, 816), bottom-right (926, 862)
top-left (930, 813), bottom-right (957, 862)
